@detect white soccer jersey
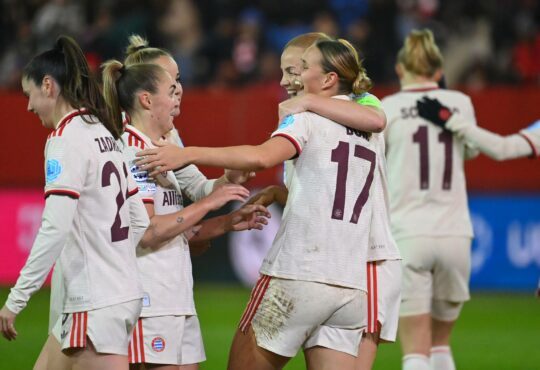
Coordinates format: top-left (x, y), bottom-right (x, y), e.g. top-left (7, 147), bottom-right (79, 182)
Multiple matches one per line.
top-left (446, 116), bottom-right (540, 160)
top-left (7, 110), bottom-right (144, 314)
top-left (382, 83), bottom-right (477, 241)
top-left (168, 128), bottom-right (215, 201)
top-left (260, 96), bottom-right (376, 291)
top-left (367, 132), bottom-right (401, 261)
top-left (121, 124), bottom-right (195, 317)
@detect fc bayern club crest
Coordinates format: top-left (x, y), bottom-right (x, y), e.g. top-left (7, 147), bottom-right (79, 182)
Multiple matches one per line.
top-left (151, 337), bottom-right (165, 352)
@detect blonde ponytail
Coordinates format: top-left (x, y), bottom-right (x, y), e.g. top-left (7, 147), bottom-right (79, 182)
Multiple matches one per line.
top-left (102, 60), bottom-right (125, 132)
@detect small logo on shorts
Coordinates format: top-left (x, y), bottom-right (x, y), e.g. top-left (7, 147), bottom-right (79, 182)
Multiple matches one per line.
top-left (151, 337), bottom-right (165, 352)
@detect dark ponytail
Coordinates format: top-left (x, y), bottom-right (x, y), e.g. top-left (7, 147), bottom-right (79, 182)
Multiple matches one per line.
top-left (23, 35), bottom-right (122, 139)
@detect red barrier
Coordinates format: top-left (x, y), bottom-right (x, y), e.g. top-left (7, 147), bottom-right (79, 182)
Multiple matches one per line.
top-left (1, 84), bottom-right (539, 190)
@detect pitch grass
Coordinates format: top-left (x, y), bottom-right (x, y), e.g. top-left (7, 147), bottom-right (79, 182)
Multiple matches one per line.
top-left (0, 286), bottom-right (539, 369)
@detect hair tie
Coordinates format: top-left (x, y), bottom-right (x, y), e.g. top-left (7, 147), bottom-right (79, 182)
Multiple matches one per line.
top-left (119, 64), bottom-right (126, 74)
top-left (134, 45), bottom-right (146, 52)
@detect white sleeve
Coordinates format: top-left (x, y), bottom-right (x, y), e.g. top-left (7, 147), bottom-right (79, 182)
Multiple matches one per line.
top-left (168, 130), bottom-right (215, 201)
top-left (271, 113), bottom-right (311, 156)
top-left (5, 195), bottom-right (77, 315)
top-left (128, 191), bottom-right (150, 247)
top-left (174, 165), bottom-right (215, 201)
top-left (447, 116), bottom-right (535, 160)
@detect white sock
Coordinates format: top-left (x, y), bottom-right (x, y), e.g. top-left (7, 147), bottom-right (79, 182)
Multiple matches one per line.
top-left (403, 353), bottom-right (430, 370)
top-left (430, 346), bottom-right (456, 370)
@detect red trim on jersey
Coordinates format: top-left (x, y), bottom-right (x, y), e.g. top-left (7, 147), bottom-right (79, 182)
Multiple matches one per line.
top-left (239, 275), bottom-right (271, 333)
top-left (366, 262), bottom-right (379, 333)
top-left (125, 127), bottom-right (147, 149)
top-left (44, 189), bottom-right (80, 199)
top-left (127, 188), bottom-right (139, 198)
top-left (142, 198), bottom-right (154, 204)
top-left (518, 133), bottom-right (538, 158)
top-left (273, 133), bottom-right (302, 157)
top-left (52, 109), bottom-right (89, 137)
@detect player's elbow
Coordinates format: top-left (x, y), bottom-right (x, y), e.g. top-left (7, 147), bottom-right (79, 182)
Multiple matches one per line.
top-left (370, 111), bottom-right (387, 133)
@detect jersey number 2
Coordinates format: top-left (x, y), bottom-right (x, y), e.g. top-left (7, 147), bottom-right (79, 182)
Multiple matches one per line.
top-left (412, 126), bottom-right (453, 190)
top-left (331, 141), bottom-right (376, 224)
top-left (102, 161), bottom-right (129, 242)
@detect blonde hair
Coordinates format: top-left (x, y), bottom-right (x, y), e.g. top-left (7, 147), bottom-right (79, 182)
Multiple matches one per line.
top-left (284, 32), bottom-right (332, 51)
top-left (124, 34), bottom-right (171, 66)
top-left (397, 29), bottom-right (443, 77)
top-left (316, 38), bottom-right (372, 95)
top-left (102, 60), bottom-right (167, 130)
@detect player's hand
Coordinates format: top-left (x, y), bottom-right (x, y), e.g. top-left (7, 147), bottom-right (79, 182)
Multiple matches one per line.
top-left (278, 94), bottom-right (311, 122)
top-left (204, 184), bottom-right (251, 211)
top-left (416, 96), bottom-right (452, 128)
top-left (136, 140), bottom-right (188, 176)
top-left (227, 204), bottom-right (271, 232)
top-left (0, 305), bottom-right (18, 341)
top-left (247, 185), bottom-right (288, 207)
top-left (246, 186), bottom-right (278, 207)
top-left (225, 169), bottom-right (256, 185)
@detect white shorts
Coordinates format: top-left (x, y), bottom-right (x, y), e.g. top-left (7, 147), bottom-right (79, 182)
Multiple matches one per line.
top-left (128, 315), bottom-right (206, 365)
top-left (52, 299), bottom-right (141, 355)
top-left (398, 236), bottom-right (471, 317)
top-left (365, 259), bottom-right (402, 342)
top-left (239, 275), bottom-right (366, 358)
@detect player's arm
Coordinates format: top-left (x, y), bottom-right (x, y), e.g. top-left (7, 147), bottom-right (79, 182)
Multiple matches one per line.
top-left (447, 117), bottom-right (535, 160)
top-left (188, 204), bottom-right (271, 244)
top-left (128, 191), bottom-right (150, 247)
top-left (247, 185), bottom-right (289, 207)
top-left (137, 136), bottom-right (297, 176)
top-left (169, 131), bottom-right (255, 201)
top-left (1, 195), bottom-right (78, 340)
top-left (138, 184), bottom-right (251, 249)
top-left (417, 97), bottom-right (537, 160)
top-left (279, 93), bottom-right (386, 133)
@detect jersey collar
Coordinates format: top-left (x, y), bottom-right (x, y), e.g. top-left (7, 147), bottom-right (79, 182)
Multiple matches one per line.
top-left (401, 82), bottom-right (439, 92)
top-left (124, 124), bottom-right (153, 148)
top-left (55, 108), bottom-right (88, 130)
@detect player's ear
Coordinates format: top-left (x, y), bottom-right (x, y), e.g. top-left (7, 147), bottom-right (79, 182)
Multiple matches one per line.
top-left (138, 91), bottom-right (152, 110)
top-left (323, 71), bottom-right (338, 90)
top-left (41, 75), bottom-right (56, 97)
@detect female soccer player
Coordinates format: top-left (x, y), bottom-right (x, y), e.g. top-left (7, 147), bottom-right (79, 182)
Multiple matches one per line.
top-left (123, 35), bottom-right (255, 200)
top-left (382, 29), bottom-right (479, 370)
top-left (251, 32), bottom-right (401, 370)
top-left (0, 35), bottom-right (149, 370)
top-left (102, 57), bottom-right (269, 370)
top-left (137, 39), bottom-right (379, 370)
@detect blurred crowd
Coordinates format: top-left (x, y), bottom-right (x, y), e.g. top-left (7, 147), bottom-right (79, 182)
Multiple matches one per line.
top-left (1, 0), bottom-right (539, 90)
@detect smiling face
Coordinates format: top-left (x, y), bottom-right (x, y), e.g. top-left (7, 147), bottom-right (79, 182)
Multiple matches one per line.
top-left (149, 71), bottom-right (178, 135)
top-left (300, 45), bottom-right (326, 95)
top-left (153, 55), bottom-right (182, 117)
top-left (21, 76), bottom-right (57, 129)
top-left (280, 46), bottom-right (305, 97)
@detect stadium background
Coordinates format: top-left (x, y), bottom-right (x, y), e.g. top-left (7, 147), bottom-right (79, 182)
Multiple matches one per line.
top-left (0, 0), bottom-right (539, 369)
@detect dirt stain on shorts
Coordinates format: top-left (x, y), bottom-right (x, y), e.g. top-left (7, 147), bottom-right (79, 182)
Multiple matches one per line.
top-left (253, 282), bottom-right (295, 341)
